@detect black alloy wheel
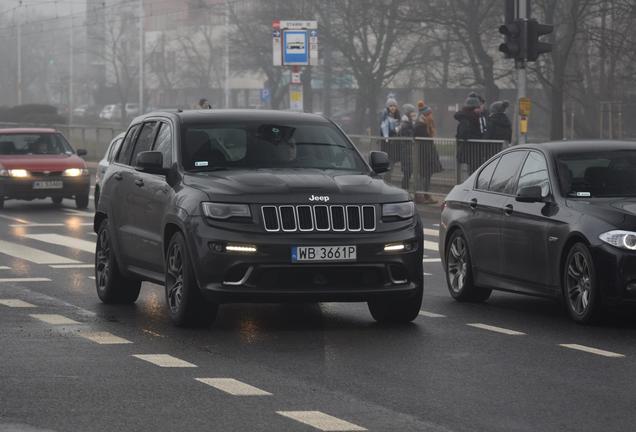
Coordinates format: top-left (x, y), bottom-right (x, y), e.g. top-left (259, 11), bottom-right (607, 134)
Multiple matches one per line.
top-left (76, 192), bottom-right (89, 210)
top-left (95, 219), bottom-right (141, 304)
top-left (563, 243), bottom-right (601, 323)
top-left (165, 232), bottom-right (218, 327)
top-left (445, 229), bottom-right (491, 302)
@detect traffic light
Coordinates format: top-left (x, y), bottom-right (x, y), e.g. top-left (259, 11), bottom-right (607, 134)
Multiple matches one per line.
top-left (499, 19), bottom-right (524, 60)
top-left (526, 19), bottom-right (553, 61)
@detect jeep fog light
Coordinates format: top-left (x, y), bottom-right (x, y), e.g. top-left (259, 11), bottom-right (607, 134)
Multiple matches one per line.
top-left (225, 243), bottom-right (257, 253)
top-left (384, 241), bottom-right (414, 253)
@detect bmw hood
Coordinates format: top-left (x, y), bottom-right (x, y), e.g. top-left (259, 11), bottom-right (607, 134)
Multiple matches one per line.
top-left (184, 168), bottom-right (409, 204)
top-left (568, 198), bottom-right (636, 230)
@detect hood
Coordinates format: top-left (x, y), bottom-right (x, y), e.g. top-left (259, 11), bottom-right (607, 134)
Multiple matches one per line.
top-left (0, 154), bottom-right (86, 172)
top-left (489, 112), bottom-right (511, 126)
top-left (454, 110), bottom-right (475, 122)
top-left (184, 168), bottom-right (409, 204)
top-left (567, 198), bottom-right (636, 230)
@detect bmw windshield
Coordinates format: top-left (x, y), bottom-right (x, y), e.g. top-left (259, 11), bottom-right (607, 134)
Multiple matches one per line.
top-left (180, 122), bottom-right (367, 172)
top-left (558, 150), bottom-right (636, 198)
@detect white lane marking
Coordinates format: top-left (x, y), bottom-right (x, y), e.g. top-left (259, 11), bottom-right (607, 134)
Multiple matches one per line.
top-left (467, 323), bottom-right (526, 336)
top-left (560, 344), bottom-right (625, 358)
top-left (418, 310), bottom-right (446, 318)
top-left (0, 214), bottom-right (31, 224)
top-left (0, 240), bottom-right (80, 264)
top-left (88, 276), bottom-right (95, 280)
top-left (80, 331), bottom-right (132, 345)
top-left (10, 223), bottom-right (94, 227)
top-left (132, 354), bottom-right (197, 368)
top-left (63, 209), bottom-right (94, 217)
top-left (195, 378), bottom-right (272, 396)
top-left (0, 266), bottom-right (10, 270)
top-left (433, 223), bottom-right (440, 227)
top-left (277, 411), bottom-right (367, 431)
top-left (49, 264), bottom-right (93, 269)
top-left (0, 299), bottom-right (37, 308)
top-left (0, 277), bottom-right (51, 283)
top-left (423, 228), bottom-right (439, 237)
top-left (24, 234), bottom-right (95, 253)
top-left (423, 258), bottom-right (441, 263)
top-left (30, 314), bottom-right (80, 325)
top-left (423, 272), bottom-right (432, 276)
top-left (424, 240), bottom-right (439, 251)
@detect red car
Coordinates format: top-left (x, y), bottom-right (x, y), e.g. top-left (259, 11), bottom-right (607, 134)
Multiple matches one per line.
top-left (0, 128), bottom-right (90, 209)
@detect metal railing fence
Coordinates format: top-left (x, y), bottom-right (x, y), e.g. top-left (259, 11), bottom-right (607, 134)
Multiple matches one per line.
top-left (349, 135), bottom-right (508, 195)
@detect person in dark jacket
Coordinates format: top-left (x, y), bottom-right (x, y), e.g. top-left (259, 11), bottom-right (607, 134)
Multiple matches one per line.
top-left (485, 100), bottom-right (512, 142)
top-left (455, 96), bottom-right (483, 174)
top-left (468, 91), bottom-right (488, 136)
top-left (414, 106), bottom-right (442, 196)
top-left (396, 104), bottom-right (417, 189)
top-left (379, 97), bottom-right (401, 162)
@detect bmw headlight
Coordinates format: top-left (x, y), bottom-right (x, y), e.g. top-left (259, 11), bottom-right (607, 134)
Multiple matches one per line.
top-left (202, 202), bottom-right (251, 220)
top-left (382, 201), bottom-right (415, 220)
top-left (62, 168), bottom-right (89, 177)
top-left (599, 230), bottom-right (636, 250)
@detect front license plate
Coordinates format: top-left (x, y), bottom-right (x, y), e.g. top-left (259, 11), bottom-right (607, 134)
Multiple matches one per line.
top-left (291, 245), bottom-right (357, 262)
top-left (33, 181), bottom-right (63, 189)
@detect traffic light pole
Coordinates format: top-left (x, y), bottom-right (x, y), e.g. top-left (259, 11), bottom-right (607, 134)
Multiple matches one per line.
top-left (516, 0), bottom-right (527, 145)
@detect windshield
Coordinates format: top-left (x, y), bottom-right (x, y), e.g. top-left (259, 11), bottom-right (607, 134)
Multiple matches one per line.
top-left (180, 122), bottom-right (367, 172)
top-left (558, 150), bottom-right (636, 198)
top-left (0, 133), bottom-right (74, 156)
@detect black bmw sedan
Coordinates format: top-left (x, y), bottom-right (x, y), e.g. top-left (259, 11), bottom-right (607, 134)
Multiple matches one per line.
top-left (440, 140), bottom-right (636, 323)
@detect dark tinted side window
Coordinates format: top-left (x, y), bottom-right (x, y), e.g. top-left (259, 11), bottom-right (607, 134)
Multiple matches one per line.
top-left (489, 151), bottom-right (527, 195)
top-left (107, 138), bottom-right (123, 162)
top-left (131, 122), bottom-right (158, 166)
top-left (476, 157), bottom-right (499, 190)
top-left (116, 124), bottom-right (141, 165)
top-left (517, 151), bottom-right (550, 197)
top-left (153, 123), bottom-right (173, 168)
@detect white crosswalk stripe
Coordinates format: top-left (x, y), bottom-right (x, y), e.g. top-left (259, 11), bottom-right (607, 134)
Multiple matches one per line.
top-left (30, 314), bottom-right (80, 325)
top-left (560, 344), bottom-right (625, 358)
top-left (195, 378), bottom-right (272, 396)
top-left (132, 354), bottom-right (197, 368)
top-left (0, 278), bottom-right (51, 283)
top-left (0, 299), bottom-right (37, 308)
top-left (277, 411), bottom-right (367, 431)
top-left (79, 331), bottom-right (132, 345)
top-left (24, 234), bottom-right (95, 253)
top-left (49, 264), bottom-right (94, 269)
top-left (0, 240), bottom-right (79, 264)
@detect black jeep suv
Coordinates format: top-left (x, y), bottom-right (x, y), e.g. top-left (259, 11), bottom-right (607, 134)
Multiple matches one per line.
top-left (94, 110), bottom-right (423, 326)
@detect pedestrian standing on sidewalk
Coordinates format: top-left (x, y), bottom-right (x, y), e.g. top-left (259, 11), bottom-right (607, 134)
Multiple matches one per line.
top-left (455, 95), bottom-right (484, 174)
top-left (379, 97), bottom-right (401, 162)
top-left (468, 92), bottom-right (488, 137)
top-left (396, 103), bottom-right (417, 190)
top-left (484, 100), bottom-right (512, 143)
top-left (414, 105), bottom-right (442, 199)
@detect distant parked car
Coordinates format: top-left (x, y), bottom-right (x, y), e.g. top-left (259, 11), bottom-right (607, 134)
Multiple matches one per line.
top-left (125, 103), bottom-right (140, 118)
top-left (73, 105), bottom-right (101, 121)
top-left (94, 132), bottom-right (124, 208)
top-left (99, 105), bottom-right (122, 121)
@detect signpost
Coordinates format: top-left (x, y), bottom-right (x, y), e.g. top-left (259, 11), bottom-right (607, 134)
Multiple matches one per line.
top-left (272, 20), bottom-right (318, 112)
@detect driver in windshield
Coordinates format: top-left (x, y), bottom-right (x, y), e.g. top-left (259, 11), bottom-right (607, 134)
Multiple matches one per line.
top-left (31, 138), bottom-right (49, 154)
top-left (275, 139), bottom-right (297, 163)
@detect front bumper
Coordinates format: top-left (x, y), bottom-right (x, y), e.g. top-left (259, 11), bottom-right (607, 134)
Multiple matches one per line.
top-left (592, 244), bottom-right (636, 305)
top-left (0, 175), bottom-right (90, 200)
top-left (185, 217), bottom-right (424, 303)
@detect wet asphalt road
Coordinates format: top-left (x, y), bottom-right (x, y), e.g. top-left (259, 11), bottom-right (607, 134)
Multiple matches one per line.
top-left (2, 197), bottom-right (636, 432)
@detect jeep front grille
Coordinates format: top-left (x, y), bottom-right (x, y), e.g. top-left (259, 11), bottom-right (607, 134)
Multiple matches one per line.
top-left (261, 205), bottom-right (376, 232)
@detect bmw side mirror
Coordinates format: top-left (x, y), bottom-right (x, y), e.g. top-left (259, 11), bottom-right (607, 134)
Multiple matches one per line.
top-left (135, 151), bottom-right (167, 175)
top-left (76, 149), bottom-right (87, 157)
top-left (516, 186), bottom-right (544, 203)
top-left (370, 151), bottom-right (390, 174)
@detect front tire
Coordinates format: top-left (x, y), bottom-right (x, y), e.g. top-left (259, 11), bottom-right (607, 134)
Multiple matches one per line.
top-left (76, 192), bottom-right (89, 209)
top-left (95, 219), bottom-right (141, 304)
top-left (368, 261), bottom-right (423, 323)
top-left (165, 232), bottom-right (218, 327)
top-left (563, 243), bottom-right (601, 324)
top-left (445, 229), bottom-right (491, 302)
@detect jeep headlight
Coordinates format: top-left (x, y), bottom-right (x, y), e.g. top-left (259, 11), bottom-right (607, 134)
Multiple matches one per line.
top-left (600, 230), bottom-right (636, 250)
top-left (202, 202), bottom-right (251, 220)
top-left (382, 201), bottom-right (415, 220)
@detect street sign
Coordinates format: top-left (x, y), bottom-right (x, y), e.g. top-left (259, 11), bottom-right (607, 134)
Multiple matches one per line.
top-left (273, 20), bottom-right (318, 66)
top-left (291, 71), bottom-right (301, 84)
top-left (290, 84), bottom-right (303, 112)
top-left (519, 97), bottom-right (531, 116)
top-left (283, 30), bottom-right (309, 65)
top-left (260, 88), bottom-right (271, 104)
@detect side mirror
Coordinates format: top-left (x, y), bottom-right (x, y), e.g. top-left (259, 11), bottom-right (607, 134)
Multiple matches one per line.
top-left (76, 149), bottom-right (87, 157)
top-left (135, 151), bottom-right (167, 175)
top-left (516, 186), bottom-right (544, 203)
top-left (370, 151), bottom-right (390, 174)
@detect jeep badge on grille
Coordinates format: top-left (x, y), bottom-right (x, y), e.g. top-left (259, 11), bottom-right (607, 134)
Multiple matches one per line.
top-left (309, 195), bottom-right (330, 203)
